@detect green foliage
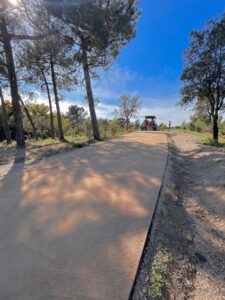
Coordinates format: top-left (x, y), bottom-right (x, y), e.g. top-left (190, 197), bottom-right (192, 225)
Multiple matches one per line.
top-left (45, 0), bottom-right (140, 63)
top-left (109, 119), bottom-right (124, 137)
top-left (180, 122), bottom-right (189, 130)
top-left (0, 0), bottom-right (140, 145)
top-left (180, 16), bottom-right (225, 109)
top-left (219, 120), bottom-right (225, 135)
top-left (19, 36), bottom-right (76, 93)
top-left (149, 252), bottom-right (172, 298)
top-left (179, 13), bottom-right (225, 141)
top-left (67, 105), bottom-right (88, 134)
top-left (134, 119), bottom-right (141, 130)
top-left (44, 0), bottom-right (140, 140)
top-left (190, 117), bottom-right (208, 133)
top-left (202, 138), bottom-right (225, 148)
top-left (172, 128), bottom-right (225, 147)
top-left (83, 118), bottom-right (93, 139)
top-left (22, 102), bottom-right (50, 138)
top-left (180, 115), bottom-right (224, 134)
top-left (159, 123), bottom-right (167, 131)
top-left (98, 118), bottom-right (125, 138)
top-left (0, 100), bottom-right (14, 140)
top-left (98, 118), bottom-right (110, 138)
top-left (192, 100), bottom-right (212, 124)
top-left (61, 116), bottom-right (72, 136)
top-left (0, 98), bottom-right (136, 143)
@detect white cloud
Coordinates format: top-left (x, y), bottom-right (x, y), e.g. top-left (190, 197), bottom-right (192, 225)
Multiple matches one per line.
top-left (35, 94), bottom-right (118, 119)
top-left (36, 93), bottom-right (190, 126)
top-left (32, 64), bottom-right (190, 126)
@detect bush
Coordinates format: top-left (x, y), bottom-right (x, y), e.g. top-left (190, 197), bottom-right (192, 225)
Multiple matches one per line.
top-left (180, 122), bottom-right (189, 130)
top-left (98, 119), bottom-right (110, 138)
top-left (219, 120), bottom-right (225, 135)
top-left (109, 119), bottom-right (124, 137)
top-left (193, 119), bottom-right (207, 132)
top-left (158, 123), bottom-right (167, 131)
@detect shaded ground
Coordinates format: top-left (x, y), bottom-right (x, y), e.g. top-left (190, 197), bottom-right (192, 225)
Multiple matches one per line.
top-left (131, 132), bottom-right (225, 299)
top-left (0, 139), bottom-right (90, 179)
top-left (0, 132), bottom-right (167, 300)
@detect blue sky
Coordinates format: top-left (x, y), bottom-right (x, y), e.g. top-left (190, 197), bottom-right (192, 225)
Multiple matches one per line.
top-left (41, 0), bottom-right (225, 125)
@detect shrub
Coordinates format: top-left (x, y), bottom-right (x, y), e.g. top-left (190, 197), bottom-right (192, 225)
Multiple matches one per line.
top-left (158, 123), bottom-right (167, 131)
top-left (180, 122), bottom-right (189, 130)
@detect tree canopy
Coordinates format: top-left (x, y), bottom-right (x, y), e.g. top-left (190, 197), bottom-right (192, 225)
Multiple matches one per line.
top-left (179, 13), bottom-right (225, 141)
top-left (44, 0), bottom-right (140, 140)
top-left (0, 0), bottom-right (140, 147)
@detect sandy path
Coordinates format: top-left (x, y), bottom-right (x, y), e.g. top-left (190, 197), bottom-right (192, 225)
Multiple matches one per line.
top-left (173, 133), bottom-right (225, 299)
top-left (0, 132), bottom-right (168, 300)
top-left (132, 132), bottom-right (225, 300)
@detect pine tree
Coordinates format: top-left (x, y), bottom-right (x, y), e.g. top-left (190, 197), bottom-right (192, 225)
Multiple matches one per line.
top-left (44, 0), bottom-right (140, 140)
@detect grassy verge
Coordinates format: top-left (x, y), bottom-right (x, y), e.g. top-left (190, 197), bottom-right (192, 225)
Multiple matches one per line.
top-left (26, 135), bottom-right (89, 146)
top-left (0, 130), bottom-right (130, 154)
top-left (170, 129), bottom-right (225, 147)
top-left (148, 252), bottom-right (173, 298)
top-left (0, 132), bottom-right (130, 168)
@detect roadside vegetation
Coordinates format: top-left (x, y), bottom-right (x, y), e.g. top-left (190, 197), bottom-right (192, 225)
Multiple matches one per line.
top-left (173, 129), bottom-right (225, 147)
top-left (0, 0), bottom-right (140, 149)
top-left (148, 251), bottom-right (173, 298)
top-left (178, 13), bottom-right (225, 143)
top-left (0, 97), bottom-right (142, 167)
top-left (159, 122), bottom-right (225, 148)
top-left (173, 116), bottom-right (225, 147)
top-left (0, 99), bottom-right (142, 149)
top-left (158, 113), bottom-right (225, 147)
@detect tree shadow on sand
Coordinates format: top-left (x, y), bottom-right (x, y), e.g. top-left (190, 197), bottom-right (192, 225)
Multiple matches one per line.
top-left (0, 134), bottom-right (168, 299)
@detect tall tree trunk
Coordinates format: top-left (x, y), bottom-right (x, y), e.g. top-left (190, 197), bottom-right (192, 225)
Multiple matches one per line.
top-left (81, 45), bottom-right (100, 141)
top-left (50, 56), bottom-right (64, 141)
top-left (0, 86), bottom-right (11, 144)
top-left (1, 17), bottom-right (25, 148)
top-left (212, 113), bottom-right (219, 141)
top-left (125, 117), bottom-right (129, 131)
top-left (19, 95), bottom-right (37, 139)
top-left (42, 72), bottom-right (55, 138)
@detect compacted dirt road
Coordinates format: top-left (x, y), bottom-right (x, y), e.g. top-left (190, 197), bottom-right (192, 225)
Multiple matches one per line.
top-left (0, 132), bottom-right (168, 300)
top-left (132, 132), bottom-right (225, 300)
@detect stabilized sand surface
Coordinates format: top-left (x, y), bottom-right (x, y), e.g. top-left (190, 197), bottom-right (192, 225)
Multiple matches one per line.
top-left (0, 132), bottom-right (168, 300)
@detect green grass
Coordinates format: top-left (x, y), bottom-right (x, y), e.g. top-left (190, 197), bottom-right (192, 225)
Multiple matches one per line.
top-left (100, 132), bottom-right (126, 141)
top-left (26, 135), bottom-right (89, 146)
top-left (64, 135), bottom-right (89, 143)
top-left (0, 131), bottom-right (126, 149)
top-left (202, 138), bottom-right (225, 147)
top-left (171, 129), bottom-right (225, 147)
top-left (27, 137), bottom-right (60, 146)
top-left (148, 252), bottom-right (172, 298)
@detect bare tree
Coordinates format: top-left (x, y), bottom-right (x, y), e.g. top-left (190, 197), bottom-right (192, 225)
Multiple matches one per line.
top-left (117, 95), bottom-right (142, 130)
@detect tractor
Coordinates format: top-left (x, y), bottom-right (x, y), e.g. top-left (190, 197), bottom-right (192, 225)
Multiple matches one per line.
top-left (141, 115), bottom-right (157, 131)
